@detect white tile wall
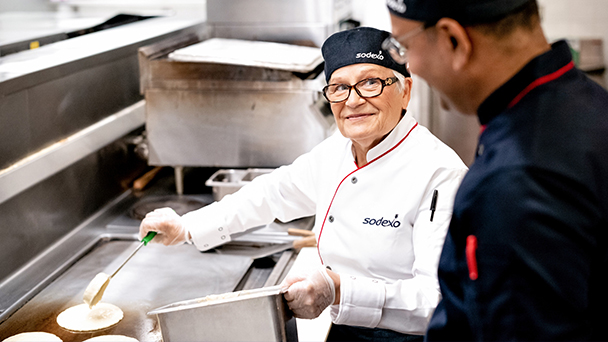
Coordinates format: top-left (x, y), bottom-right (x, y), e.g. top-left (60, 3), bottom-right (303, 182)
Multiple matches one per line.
top-left (351, 0), bottom-right (391, 31)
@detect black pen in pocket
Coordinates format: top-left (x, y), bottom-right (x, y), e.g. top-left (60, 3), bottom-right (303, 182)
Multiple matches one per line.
top-left (430, 189), bottom-right (438, 222)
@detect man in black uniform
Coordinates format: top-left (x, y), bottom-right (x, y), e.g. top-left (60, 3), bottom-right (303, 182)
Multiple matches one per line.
top-left (384, 0), bottom-right (608, 340)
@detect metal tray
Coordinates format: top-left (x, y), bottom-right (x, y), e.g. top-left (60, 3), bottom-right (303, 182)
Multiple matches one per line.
top-left (168, 38), bottom-right (323, 73)
top-left (149, 285), bottom-right (297, 341)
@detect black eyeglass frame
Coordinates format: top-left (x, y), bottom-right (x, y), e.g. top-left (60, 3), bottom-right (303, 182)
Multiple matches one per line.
top-left (322, 77), bottom-right (399, 103)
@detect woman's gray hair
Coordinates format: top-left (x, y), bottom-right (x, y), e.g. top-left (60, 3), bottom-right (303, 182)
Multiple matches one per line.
top-left (392, 70), bottom-right (408, 92)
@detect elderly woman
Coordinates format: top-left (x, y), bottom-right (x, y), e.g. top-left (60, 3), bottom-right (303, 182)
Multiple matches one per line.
top-left (139, 27), bottom-right (467, 341)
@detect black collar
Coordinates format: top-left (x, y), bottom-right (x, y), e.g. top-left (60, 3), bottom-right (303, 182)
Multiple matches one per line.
top-left (477, 40), bottom-right (574, 126)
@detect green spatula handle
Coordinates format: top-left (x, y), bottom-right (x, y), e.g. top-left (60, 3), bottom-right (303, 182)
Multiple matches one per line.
top-left (142, 231), bottom-right (157, 246)
top-left (110, 231), bottom-right (158, 278)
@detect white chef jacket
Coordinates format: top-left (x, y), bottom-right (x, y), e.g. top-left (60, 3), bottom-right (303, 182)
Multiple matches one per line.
top-left (182, 114), bottom-right (468, 334)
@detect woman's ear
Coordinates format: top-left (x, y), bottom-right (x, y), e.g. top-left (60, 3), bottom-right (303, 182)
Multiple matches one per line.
top-left (435, 18), bottom-right (473, 72)
top-left (401, 77), bottom-right (413, 109)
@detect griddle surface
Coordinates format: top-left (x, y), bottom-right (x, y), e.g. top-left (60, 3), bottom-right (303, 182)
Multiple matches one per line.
top-left (0, 239), bottom-right (253, 342)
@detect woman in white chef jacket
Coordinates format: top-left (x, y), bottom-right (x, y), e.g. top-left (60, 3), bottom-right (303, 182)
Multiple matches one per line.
top-left (140, 27), bottom-right (468, 341)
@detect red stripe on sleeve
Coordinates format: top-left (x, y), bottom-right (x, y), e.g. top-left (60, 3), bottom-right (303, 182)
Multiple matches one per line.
top-left (466, 235), bottom-right (479, 281)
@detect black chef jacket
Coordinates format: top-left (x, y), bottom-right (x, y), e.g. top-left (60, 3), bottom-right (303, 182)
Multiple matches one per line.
top-left (426, 41), bottom-right (608, 340)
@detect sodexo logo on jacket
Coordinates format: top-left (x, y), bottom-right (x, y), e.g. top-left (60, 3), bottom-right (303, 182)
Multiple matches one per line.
top-left (362, 214), bottom-right (401, 228)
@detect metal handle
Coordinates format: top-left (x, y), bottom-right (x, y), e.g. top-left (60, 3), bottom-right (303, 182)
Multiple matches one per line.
top-left (110, 232), bottom-right (157, 278)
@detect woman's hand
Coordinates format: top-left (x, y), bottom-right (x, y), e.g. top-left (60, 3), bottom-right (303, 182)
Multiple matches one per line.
top-left (282, 267), bottom-right (338, 319)
top-left (138, 207), bottom-right (189, 246)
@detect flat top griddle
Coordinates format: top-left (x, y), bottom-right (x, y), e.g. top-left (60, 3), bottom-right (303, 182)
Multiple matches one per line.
top-left (0, 238), bottom-right (253, 342)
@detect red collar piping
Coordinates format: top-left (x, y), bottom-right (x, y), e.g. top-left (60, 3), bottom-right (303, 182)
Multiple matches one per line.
top-left (316, 122), bottom-right (419, 264)
top-left (507, 61), bottom-right (574, 109)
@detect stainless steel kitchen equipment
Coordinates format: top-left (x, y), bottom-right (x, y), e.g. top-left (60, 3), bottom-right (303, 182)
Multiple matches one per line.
top-left (149, 285), bottom-right (297, 341)
top-left (0, 230), bottom-right (255, 341)
top-left (0, 13), bottom-right (305, 342)
top-left (206, 0), bottom-right (354, 48)
top-left (139, 36), bottom-right (333, 170)
top-left (0, 173), bottom-right (307, 341)
top-left (139, 0), bottom-right (353, 193)
top-left (0, 15), bottom-right (209, 290)
top-left (1, 3), bottom-right (345, 340)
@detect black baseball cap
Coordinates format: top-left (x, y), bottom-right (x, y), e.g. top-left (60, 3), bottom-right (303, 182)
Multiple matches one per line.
top-left (387, 0), bottom-right (534, 25)
top-left (322, 27), bottom-right (410, 83)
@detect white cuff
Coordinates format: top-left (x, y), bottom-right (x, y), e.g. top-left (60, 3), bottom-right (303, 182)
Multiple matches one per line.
top-left (330, 274), bottom-right (386, 328)
top-left (181, 203), bottom-right (232, 251)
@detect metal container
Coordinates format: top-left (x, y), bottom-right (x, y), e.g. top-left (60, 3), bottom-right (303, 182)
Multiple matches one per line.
top-left (206, 168), bottom-right (274, 201)
top-left (243, 168), bottom-right (274, 181)
top-left (148, 285), bottom-right (297, 342)
top-left (206, 169), bottom-right (246, 200)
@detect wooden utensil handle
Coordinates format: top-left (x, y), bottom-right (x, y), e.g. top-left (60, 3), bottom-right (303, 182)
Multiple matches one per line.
top-left (287, 228), bottom-right (315, 237)
top-left (133, 167), bottom-right (163, 190)
top-left (293, 235), bottom-right (317, 249)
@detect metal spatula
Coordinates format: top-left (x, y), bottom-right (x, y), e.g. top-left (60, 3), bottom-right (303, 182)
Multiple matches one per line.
top-left (83, 231), bottom-right (157, 308)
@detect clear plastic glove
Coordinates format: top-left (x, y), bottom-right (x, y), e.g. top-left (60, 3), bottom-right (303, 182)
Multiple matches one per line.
top-left (139, 207), bottom-right (188, 246)
top-left (281, 267), bottom-right (336, 319)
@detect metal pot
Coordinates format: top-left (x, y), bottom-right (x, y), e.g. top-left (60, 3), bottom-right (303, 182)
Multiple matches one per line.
top-left (148, 285), bottom-right (297, 341)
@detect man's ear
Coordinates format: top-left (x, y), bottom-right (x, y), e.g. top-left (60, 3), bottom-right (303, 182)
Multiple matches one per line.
top-left (435, 18), bottom-right (472, 72)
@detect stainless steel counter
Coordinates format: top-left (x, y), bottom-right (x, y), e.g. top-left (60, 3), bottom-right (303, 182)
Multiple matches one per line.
top-left (0, 236), bottom-right (253, 342)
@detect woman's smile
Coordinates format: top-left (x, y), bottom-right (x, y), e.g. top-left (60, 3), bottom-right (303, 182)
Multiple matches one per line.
top-left (345, 113), bottom-right (375, 121)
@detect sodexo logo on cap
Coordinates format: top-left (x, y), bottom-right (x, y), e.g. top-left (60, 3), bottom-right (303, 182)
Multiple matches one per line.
top-left (387, 0), bottom-right (406, 14)
top-left (356, 50), bottom-right (385, 61)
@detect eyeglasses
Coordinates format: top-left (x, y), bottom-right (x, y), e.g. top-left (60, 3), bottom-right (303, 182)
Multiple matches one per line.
top-left (322, 77), bottom-right (399, 103)
top-left (382, 23), bottom-right (433, 65)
